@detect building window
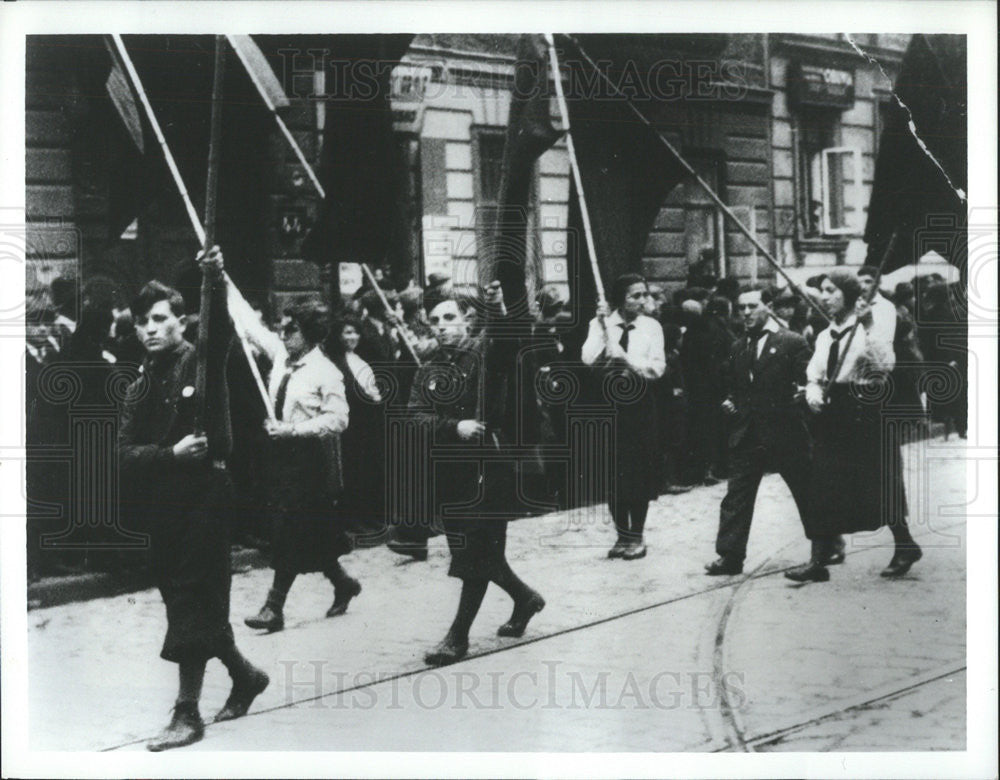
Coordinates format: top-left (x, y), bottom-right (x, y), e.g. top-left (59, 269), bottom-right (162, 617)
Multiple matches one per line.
top-left (795, 109), bottom-right (861, 238)
top-left (820, 146), bottom-right (862, 235)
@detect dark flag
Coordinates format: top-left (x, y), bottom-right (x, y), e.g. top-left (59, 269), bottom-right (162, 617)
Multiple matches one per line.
top-left (490, 34), bottom-right (563, 317)
top-left (864, 34), bottom-right (967, 274)
top-left (300, 34), bottom-right (414, 296)
top-left (101, 34), bottom-right (277, 299)
top-left (557, 34), bottom-right (690, 321)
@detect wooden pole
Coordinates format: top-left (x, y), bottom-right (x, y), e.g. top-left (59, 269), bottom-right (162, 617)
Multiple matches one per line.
top-left (564, 34), bottom-right (831, 326)
top-left (226, 34), bottom-right (326, 199)
top-left (110, 34), bottom-right (273, 418)
top-left (360, 262), bottom-right (422, 366)
top-left (193, 36), bottom-right (227, 435)
top-left (544, 34), bottom-right (608, 311)
top-left (110, 34), bottom-right (205, 246)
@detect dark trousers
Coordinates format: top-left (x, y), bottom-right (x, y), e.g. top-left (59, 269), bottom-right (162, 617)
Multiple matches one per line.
top-left (716, 435), bottom-right (811, 563)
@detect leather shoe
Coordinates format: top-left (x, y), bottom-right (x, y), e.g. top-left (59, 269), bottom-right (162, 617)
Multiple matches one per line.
top-left (784, 562), bottom-right (830, 583)
top-left (498, 591), bottom-right (546, 637)
top-left (607, 538), bottom-right (628, 559)
top-left (880, 545), bottom-right (923, 578)
top-left (213, 667), bottom-right (270, 723)
top-left (244, 604), bottom-right (284, 632)
top-left (705, 557), bottom-right (743, 576)
top-left (326, 577), bottom-right (362, 617)
top-left (424, 637), bottom-right (469, 666)
top-left (662, 483), bottom-right (692, 495)
top-left (387, 538), bottom-right (428, 562)
top-left (147, 702), bottom-right (204, 752)
top-left (622, 541), bottom-right (647, 560)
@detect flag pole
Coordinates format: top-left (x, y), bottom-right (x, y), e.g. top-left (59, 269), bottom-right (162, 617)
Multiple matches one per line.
top-left (563, 34), bottom-right (831, 326)
top-left (193, 35), bottom-right (227, 436)
top-left (225, 35), bottom-right (326, 199)
top-left (544, 34), bottom-right (608, 313)
top-left (110, 34), bottom-right (273, 418)
top-left (110, 34), bottom-right (205, 246)
top-left (360, 262), bottom-right (422, 366)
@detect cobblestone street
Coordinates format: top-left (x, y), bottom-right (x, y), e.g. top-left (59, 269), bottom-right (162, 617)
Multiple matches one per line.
top-left (27, 437), bottom-right (969, 754)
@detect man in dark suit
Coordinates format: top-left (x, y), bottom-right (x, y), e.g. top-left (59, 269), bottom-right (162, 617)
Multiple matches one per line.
top-left (705, 285), bottom-right (815, 575)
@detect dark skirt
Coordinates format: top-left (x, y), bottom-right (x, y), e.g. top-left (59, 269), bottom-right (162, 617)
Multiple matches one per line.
top-left (610, 371), bottom-right (660, 503)
top-left (267, 437), bottom-right (351, 574)
top-left (338, 382), bottom-right (387, 544)
top-left (807, 383), bottom-right (908, 537)
top-left (146, 469), bottom-right (236, 663)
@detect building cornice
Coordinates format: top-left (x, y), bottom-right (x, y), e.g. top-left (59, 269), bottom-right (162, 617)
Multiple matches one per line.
top-left (773, 34), bottom-right (905, 68)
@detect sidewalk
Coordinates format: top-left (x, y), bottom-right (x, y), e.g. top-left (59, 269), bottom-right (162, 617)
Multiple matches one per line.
top-left (26, 435), bottom-right (966, 752)
top-left (25, 424), bottom-right (952, 611)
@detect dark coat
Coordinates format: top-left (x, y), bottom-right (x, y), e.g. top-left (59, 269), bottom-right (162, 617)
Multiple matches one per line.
top-left (117, 271), bottom-right (236, 663)
top-left (723, 326), bottom-right (811, 454)
top-left (405, 331), bottom-right (517, 580)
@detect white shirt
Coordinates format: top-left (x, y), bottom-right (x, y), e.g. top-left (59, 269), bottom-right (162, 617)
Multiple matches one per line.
top-left (267, 346), bottom-right (349, 436)
top-left (581, 311), bottom-right (666, 380)
top-left (806, 314), bottom-right (895, 392)
top-left (241, 314), bottom-right (349, 437)
top-left (870, 293), bottom-right (898, 347)
top-left (751, 316), bottom-right (782, 359)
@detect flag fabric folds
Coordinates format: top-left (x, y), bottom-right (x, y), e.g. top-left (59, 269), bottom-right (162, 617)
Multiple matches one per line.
top-left (490, 34), bottom-right (564, 316)
top-left (864, 34), bottom-right (967, 274)
top-left (103, 38), bottom-right (144, 154)
top-left (557, 34), bottom-right (690, 320)
top-left (300, 35), bottom-right (414, 291)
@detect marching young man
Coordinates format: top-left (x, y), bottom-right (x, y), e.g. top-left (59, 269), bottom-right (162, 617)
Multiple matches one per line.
top-left (119, 247), bottom-right (268, 751)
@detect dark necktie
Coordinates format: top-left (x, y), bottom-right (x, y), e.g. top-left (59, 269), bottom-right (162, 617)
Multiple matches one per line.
top-left (827, 328), bottom-right (848, 383)
top-left (619, 323), bottom-right (635, 352)
top-left (274, 369), bottom-right (293, 421)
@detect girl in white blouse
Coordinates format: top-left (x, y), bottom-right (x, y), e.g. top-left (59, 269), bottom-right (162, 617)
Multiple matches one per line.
top-left (582, 273), bottom-right (666, 561)
top-left (786, 271), bottom-right (922, 583)
top-left (242, 300), bottom-right (359, 632)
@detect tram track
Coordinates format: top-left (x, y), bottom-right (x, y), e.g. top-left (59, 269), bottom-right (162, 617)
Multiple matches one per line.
top-left (717, 663), bottom-right (966, 751)
top-left (103, 517), bottom-right (966, 752)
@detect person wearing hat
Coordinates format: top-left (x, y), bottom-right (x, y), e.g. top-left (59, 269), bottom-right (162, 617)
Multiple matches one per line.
top-left (423, 271), bottom-right (453, 314)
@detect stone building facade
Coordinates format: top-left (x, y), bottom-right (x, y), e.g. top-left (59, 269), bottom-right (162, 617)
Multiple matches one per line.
top-left (25, 33), bottom-right (910, 310)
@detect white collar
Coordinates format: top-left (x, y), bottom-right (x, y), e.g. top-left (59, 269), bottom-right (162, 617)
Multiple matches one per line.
top-left (287, 345), bottom-right (323, 369)
top-left (762, 316), bottom-right (781, 335)
top-left (608, 310), bottom-right (642, 328)
top-left (828, 315), bottom-right (857, 336)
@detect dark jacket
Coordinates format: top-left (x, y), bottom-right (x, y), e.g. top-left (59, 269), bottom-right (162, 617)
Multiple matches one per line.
top-left (723, 325), bottom-right (811, 452)
top-left (405, 314), bottom-right (520, 512)
top-left (118, 271), bottom-right (232, 490)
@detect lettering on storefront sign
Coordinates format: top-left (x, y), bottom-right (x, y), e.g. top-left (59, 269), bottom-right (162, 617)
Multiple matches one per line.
top-left (789, 62), bottom-right (855, 109)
